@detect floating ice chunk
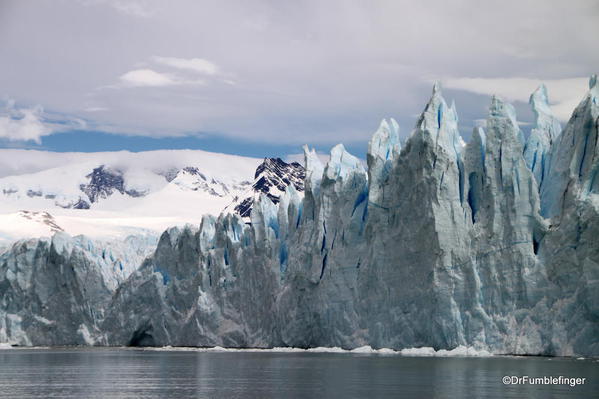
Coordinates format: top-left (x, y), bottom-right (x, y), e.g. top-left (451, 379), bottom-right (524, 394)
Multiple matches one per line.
top-left (400, 347), bottom-right (437, 356)
top-left (351, 345), bottom-right (375, 353)
top-left (269, 347), bottom-right (307, 353)
top-left (375, 348), bottom-right (397, 355)
top-left (127, 344), bottom-right (495, 357)
top-left (306, 346), bottom-right (347, 353)
top-left (435, 345), bottom-right (493, 357)
top-left (349, 347), bottom-right (399, 355)
top-left (399, 346), bottom-right (492, 357)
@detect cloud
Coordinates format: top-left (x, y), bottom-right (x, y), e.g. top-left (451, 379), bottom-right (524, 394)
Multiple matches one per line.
top-left (78, 0), bottom-right (157, 18)
top-left (0, 101), bottom-right (52, 143)
top-left (120, 69), bottom-right (177, 87)
top-left (1, 0), bottom-right (597, 148)
top-left (153, 56), bottom-right (219, 75)
top-left (112, 56), bottom-right (222, 90)
top-left (119, 69), bottom-right (204, 88)
top-left (115, 56), bottom-right (221, 89)
top-left (443, 77), bottom-right (589, 122)
top-left (0, 100), bottom-right (90, 143)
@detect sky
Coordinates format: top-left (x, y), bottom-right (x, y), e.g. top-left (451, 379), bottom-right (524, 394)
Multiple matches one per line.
top-left (0, 0), bottom-right (597, 160)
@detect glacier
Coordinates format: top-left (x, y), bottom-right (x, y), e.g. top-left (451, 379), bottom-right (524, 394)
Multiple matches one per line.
top-left (0, 233), bottom-right (156, 345)
top-left (1, 76), bottom-right (598, 356)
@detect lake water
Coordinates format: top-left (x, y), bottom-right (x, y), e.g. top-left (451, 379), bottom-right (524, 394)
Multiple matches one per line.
top-left (0, 348), bottom-right (597, 398)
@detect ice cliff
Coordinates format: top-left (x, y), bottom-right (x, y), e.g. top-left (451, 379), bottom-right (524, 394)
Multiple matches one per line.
top-left (0, 233), bottom-right (156, 345)
top-left (1, 77), bottom-right (598, 356)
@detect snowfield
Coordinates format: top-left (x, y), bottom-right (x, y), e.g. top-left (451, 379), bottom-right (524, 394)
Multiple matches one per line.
top-left (0, 149), bottom-right (262, 242)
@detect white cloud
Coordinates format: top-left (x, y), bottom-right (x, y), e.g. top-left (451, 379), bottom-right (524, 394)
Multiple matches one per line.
top-left (153, 56), bottom-right (219, 75)
top-left (78, 0), bottom-right (157, 18)
top-left (120, 69), bottom-right (177, 87)
top-left (0, 100), bottom-right (90, 143)
top-left (119, 69), bottom-right (204, 88)
top-left (0, 101), bottom-right (52, 143)
top-left (443, 77), bottom-right (590, 122)
top-left (110, 57), bottom-right (221, 91)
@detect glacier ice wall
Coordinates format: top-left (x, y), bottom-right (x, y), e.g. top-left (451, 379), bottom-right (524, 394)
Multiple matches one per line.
top-left (523, 84), bottom-right (562, 190)
top-left (0, 233), bottom-right (156, 345)
top-left (1, 77), bottom-right (598, 356)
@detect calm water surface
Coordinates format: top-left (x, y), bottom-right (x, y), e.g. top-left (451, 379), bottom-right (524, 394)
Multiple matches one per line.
top-left (0, 348), bottom-right (597, 398)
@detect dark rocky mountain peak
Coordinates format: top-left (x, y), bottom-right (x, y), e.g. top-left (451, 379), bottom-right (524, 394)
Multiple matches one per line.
top-left (231, 157), bottom-right (305, 218)
top-left (80, 165), bottom-right (145, 205)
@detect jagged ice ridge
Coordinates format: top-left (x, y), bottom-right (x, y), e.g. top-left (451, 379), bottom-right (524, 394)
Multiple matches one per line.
top-left (1, 76), bottom-right (598, 356)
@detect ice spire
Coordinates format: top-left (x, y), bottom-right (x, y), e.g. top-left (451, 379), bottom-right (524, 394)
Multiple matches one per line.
top-left (489, 96), bottom-right (518, 129)
top-left (523, 84), bottom-right (562, 189)
top-left (415, 81), bottom-right (446, 134)
top-left (324, 144), bottom-right (365, 183)
top-left (367, 118), bottom-right (401, 203)
top-left (590, 73), bottom-right (599, 104)
top-left (413, 82), bottom-right (463, 159)
top-left (303, 145), bottom-right (324, 194)
top-left (368, 118), bottom-right (401, 165)
top-left (541, 74), bottom-right (599, 217)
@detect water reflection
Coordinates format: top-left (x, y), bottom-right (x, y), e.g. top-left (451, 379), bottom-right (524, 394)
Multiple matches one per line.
top-left (0, 349), bottom-right (596, 398)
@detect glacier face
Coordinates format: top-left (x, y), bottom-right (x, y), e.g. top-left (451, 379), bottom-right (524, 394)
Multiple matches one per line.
top-left (1, 77), bottom-right (598, 356)
top-left (0, 233), bottom-right (157, 345)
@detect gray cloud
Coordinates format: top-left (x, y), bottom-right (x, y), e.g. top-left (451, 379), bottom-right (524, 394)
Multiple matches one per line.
top-left (0, 0), bottom-right (597, 147)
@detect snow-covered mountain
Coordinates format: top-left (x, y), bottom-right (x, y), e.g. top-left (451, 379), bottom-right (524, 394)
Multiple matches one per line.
top-left (0, 150), bottom-right (307, 243)
top-left (0, 150), bottom-right (266, 242)
top-left (225, 157), bottom-right (305, 221)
